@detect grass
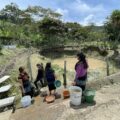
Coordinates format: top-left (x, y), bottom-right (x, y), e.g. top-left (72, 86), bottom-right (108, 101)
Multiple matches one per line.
top-left (0, 48), bottom-right (26, 68)
top-left (53, 64), bottom-right (64, 81)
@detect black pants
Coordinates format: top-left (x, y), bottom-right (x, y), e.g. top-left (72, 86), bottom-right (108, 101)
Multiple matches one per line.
top-left (48, 83), bottom-right (56, 91)
top-left (22, 88), bottom-right (33, 98)
top-left (34, 79), bottom-right (44, 89)
top-left (76, 75), bottom-right (87, 91)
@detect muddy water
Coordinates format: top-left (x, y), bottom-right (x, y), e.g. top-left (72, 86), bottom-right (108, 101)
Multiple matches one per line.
top-left (52, 57), bottom-right (106, 81)
top-left (52, 57), bottom-right (106, 70)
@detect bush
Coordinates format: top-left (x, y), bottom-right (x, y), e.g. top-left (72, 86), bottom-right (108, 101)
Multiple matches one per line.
top-left (82, 45), bottom-right (108, 57)
top-left (0, 43), bottom-right (3, 54)
top-left (100, 50), bottom-right (108, 56)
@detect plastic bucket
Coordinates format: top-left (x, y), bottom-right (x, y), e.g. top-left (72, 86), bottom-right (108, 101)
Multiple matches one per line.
top-left (84, 89), bottom-right (95, 103)
top-left (54, 80), bottom-right (61, 88)
top-left (21, 95), bottom-right (31, 108)
top-left (63, 89), bottom-right (70, 99)
top-left (69, 86), bottom-right (82, 106)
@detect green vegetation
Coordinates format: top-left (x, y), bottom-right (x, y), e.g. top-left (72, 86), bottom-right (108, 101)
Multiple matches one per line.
top-left (0, 43), bottom-right (2, 54)
top-left (0, 3), bottom-right (119, 50)
top-left (105, 10), bottom-right (120, 42)
top-left (39, 17), bottom-right (67, 47)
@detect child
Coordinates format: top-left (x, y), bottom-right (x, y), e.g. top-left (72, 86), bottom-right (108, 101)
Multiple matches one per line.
top-left (45, 62), bottom-right (56, 95)
top-left (34, 63), bottom-right (44, 89)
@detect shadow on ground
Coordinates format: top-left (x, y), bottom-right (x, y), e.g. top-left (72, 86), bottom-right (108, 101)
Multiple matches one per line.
top-left (70, 101), bottom-right (96, 109)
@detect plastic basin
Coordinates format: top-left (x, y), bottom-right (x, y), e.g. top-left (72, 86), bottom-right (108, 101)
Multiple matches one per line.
top-left (45, 95), bottom-right (55, 103)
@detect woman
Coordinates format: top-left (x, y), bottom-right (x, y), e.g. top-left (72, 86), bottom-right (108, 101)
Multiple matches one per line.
top-left (34, 63), bottom-right (44, 89)
top-left (18, 67), bottom-right (33, 97)
top-left (74, 52), bottom-right (88, 91)
top-left (45, 62), bottom-right (56, 95)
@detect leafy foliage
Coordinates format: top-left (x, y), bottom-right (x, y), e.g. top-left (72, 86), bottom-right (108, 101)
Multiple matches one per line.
top-left (105, 10), bottom-right (120, 41)
top-left (38, 17), bottom-right (67, 47)
top-left (0, 2), bottom-right (118, 50)
top-left (0, 43), bottom-right (2, 53)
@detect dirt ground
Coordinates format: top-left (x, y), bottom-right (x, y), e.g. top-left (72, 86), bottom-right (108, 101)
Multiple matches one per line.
top-left (0, 110), bottom-right (12, 120)
top-left (10, 81), bottom-right (120, 120)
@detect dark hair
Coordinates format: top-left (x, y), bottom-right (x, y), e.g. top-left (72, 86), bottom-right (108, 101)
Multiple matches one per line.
top-left (36, 64), bottom-right (40, 67)
top-left (77, 52), bottom-right (88, 69)
top-left (19, 66), bottom-right (24, 73)
top-left (37, 63), bottom-right (44, 68)
top-left (45, 62), bottom-right (51, 71)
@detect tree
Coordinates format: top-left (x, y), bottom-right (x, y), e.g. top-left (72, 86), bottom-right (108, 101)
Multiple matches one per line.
top-left (0, 3), bottom-right (63, 47)
top-left (105, 10), bottom-right (120, 42)
top-left (0, 42), bottom-right (2, 54)
top-left (65, 22), bottom-right (91, 44)
top-left (25, 6), bottom-right (62, 20)
top-left (0, 3), bottom-right (22, 24)
top-left (38, 17), bottom-right (67, 47)
top-left (65, 22), bottom-right (81, 42)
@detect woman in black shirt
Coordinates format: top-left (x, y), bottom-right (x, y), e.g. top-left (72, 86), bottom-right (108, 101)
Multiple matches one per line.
top-left (34, 63), bottom-right (44, 89)
top-left (45, 62), bottom-right (56, 95)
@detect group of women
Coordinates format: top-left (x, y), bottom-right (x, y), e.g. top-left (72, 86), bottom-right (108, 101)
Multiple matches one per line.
top-left (18, 52), bottom-right (88, 98)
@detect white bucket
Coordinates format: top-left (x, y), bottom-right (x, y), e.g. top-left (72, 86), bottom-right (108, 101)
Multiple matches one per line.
top-left (21, 95), bottom-right (31, 108)
top-left (69, 86), bottom-right (82, 106)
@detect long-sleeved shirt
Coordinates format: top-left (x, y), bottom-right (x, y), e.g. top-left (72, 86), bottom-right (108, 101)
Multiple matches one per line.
top-left (45, 68), bottom-right (55, 84)
top-left (18, 72), bottom-right (29, 83)
top-left (75, 62), bottom-right (87, 80)
top-left (36, 69), bottom-right (44, 80)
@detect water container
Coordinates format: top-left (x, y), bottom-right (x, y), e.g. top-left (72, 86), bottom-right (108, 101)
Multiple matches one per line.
top-left (21, 96), bottom-right (31, 108)
top-left (84, 89), bottom-right (95, 103)
top-left (69, 86), bottom-right (82, 106)
top-left (54, 80), bottom-right (61, 88)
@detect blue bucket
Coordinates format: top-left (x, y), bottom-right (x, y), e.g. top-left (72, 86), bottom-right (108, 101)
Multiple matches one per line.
top-left (54, 80), bottom-right (61, 88)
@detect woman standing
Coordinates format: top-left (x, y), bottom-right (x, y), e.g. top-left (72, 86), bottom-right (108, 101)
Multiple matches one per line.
top-left (74, 52), bottom-right (88, 91)
top-left (45, 62), bottom-right (56, 95)
top-left (18, 67), bottom-right (33, 97)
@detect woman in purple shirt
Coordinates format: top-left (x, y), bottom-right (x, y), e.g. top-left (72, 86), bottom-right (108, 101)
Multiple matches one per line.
top-left (74, 52), bottom-right (88, 91)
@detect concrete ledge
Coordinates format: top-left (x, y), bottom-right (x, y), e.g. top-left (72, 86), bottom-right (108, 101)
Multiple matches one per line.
top-left (87, 72), bottom-right (120, 90)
